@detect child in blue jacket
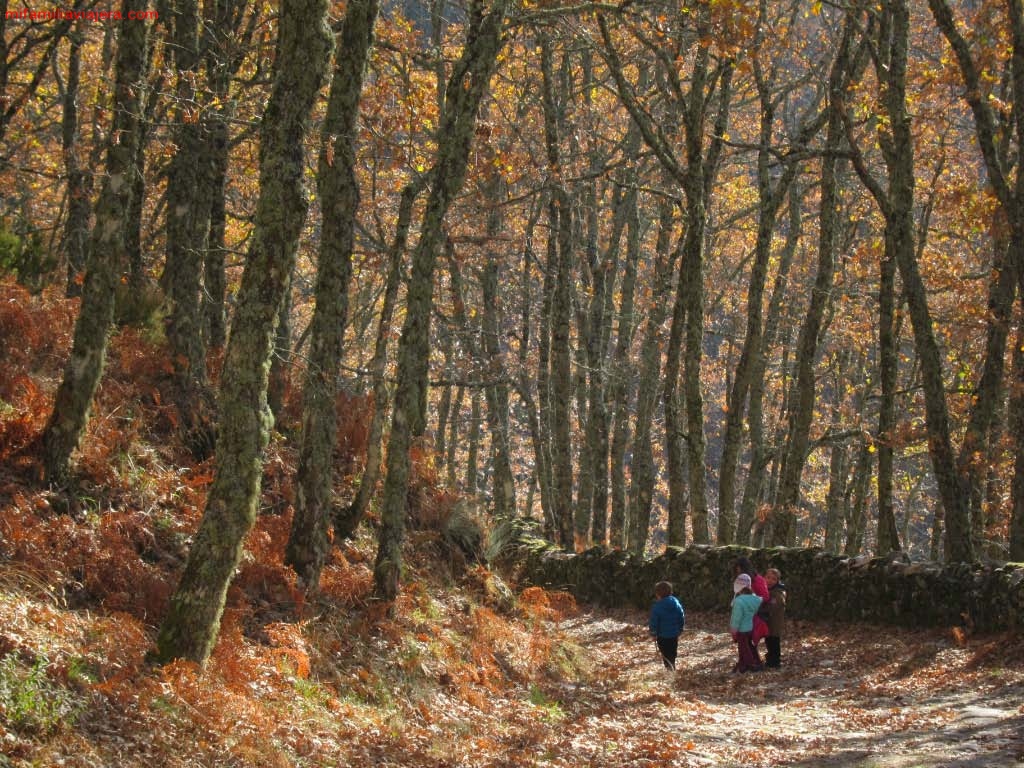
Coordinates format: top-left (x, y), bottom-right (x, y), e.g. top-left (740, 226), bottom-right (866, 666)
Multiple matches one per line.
top-left (649, 581), bottom-right (685, 670)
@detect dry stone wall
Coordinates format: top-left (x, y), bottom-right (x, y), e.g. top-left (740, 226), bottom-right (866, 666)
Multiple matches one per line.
top-left (507, 538), bottom-right (1024, 633)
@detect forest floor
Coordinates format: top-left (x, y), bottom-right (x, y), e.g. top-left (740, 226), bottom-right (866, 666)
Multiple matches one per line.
top-left (556, 609), bottom-right (1024, 768)
top-left (3, 539), bottom-right (1023, 768)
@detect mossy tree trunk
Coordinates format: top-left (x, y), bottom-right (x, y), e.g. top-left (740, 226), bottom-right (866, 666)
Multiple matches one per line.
top-left (41, 2), bottom-right (151, 485)
top-left (155, 0), bottom-right (333, 664)
top-left (373, 0), bottom-right (509, 601)
top-left (285, 0), bottom-right (380, 588)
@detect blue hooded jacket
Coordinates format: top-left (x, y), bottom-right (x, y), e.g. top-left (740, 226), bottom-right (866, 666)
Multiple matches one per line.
top-left (649, 595), bottom-right (685, 639)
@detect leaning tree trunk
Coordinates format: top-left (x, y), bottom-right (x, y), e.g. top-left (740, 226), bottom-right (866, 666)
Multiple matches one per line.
top-left (154, 0), bottom-right (333, 664)
top-left (41, 2), bottom-right (151, 485)
top-left (286, 0), bottom-right (380, 589)
top-left (373, 0), bottom-right (509, 601)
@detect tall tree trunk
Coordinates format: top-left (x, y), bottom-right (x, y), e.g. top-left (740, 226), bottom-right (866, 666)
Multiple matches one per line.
top-left (585, 177), bottom-right (628, 546)
top-left (286, 0), bottom-right (380, 588)
top-left (163, 0), bottom-right (211, 383)
top-left (738, 184), bottom-right (802, 544)
top-left (41, 2), bottom-right (151, 485)
top-left (373, 0), bottom-right (509, 600)
top-left (773, 17), bottom-right (861, 544)
top-left (155, 0), bottom-right (333, 663)
top-left (539, 35), bottom-right (575, 550)
top-left (61, 22), bottom-right (91, 298)
top-left (628, 197), bottom-right (676, 554)
top-left (481, 196), bottom-right (516, 517)
top-left (515, 207), bottom-right (554, 530)
top-left (876, 246), bottom-right (900, 554)
top-left (608, 159), bottom-right (643, 548)
top-left (336, 179), bottom-right (424, 540)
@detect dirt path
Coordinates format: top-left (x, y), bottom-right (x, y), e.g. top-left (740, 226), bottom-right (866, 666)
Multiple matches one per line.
top-left (537, 609), bottom-right (1024, 768)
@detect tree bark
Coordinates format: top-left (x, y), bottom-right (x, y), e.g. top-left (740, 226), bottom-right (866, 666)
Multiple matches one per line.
top-left (628, 197), bottom-right (676, 555)
top-left (539, 34), bottom-right (575, 550)
top-left (155, 0), bottom-right (333, 664)
top-left (286, 0), bottom-right (380, 588)
top-left (41, 2), bottom-right (151, 485)
top-left (61, 22), bottom-right (91, 298)
top-left (481, 194), bottom-right (516, 518)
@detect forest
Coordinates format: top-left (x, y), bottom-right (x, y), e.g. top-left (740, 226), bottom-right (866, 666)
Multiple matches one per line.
top-left (3, 0), bottom-right (1024, 763)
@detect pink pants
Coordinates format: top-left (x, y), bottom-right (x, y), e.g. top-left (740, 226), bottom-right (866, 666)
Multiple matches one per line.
top-left (734, 631), bottom-right (762, 672)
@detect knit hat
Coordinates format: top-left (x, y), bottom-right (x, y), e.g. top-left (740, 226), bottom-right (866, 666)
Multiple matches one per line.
top-left (733, 573), bottom-right (751, 594)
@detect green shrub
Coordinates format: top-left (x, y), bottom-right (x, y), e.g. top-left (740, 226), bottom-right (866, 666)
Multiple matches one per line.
top-left (0, 653), bottom-right (82, 734)
top-left (0, 220), bottom-right (56, 293)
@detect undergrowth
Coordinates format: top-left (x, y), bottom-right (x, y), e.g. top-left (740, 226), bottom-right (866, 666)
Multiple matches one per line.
top-left (0, 277), bottom-right (585, 767)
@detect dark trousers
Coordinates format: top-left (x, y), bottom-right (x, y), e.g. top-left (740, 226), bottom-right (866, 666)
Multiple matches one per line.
top-left (735, 631), bottom-right (762, 672)
top-left (656, 636), bottom-right (679, 669)
top-left (765, 635), bottom-right (781, 668)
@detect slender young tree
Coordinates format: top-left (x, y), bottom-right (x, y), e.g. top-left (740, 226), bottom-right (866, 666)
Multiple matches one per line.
top-left (374, 0), bottom-right (511, 600)
top-left (155, 0), bottom-right (333, 664)
top-left (335, 178), bottom-right (427, 540)
top-left (538, 33), bottom-right (575, 549)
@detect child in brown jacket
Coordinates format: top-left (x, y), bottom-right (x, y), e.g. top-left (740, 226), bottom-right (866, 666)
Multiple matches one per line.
top-left (764, 567), bottom-right (787, 668)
